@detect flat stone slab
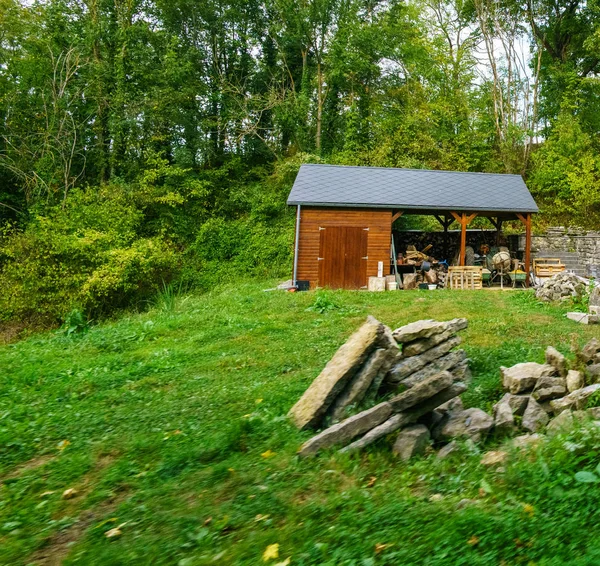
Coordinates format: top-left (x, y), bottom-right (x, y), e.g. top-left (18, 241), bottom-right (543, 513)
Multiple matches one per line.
top-left (329, 348), bottom-right (390, 422)
top-left (402, 318), bottom-right (468, 357)
top-left (298, 402), bottom-right (393, 457)
top-left (388, 336), bottom-right (461, 382)
top-left (550, 384), bottom-right (600, 414)
top-left (439, 407), bottom-right (493, 443)
top-left (392, 320), bottom-right (447, 343)
top-left (400, 350), bottom-right (467, 388)
top-left (501, 362), bottom-right (557, 394)
top-left (567, 312), bottom-right (599, 324)
top-left (389, 371), bottom-right (454, 412)
top-left (289, 316), bottom-right (383, 430)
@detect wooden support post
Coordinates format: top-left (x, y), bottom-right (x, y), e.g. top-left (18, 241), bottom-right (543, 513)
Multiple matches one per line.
top-left (517, 213), bottom-right (532, 288)
top-left (451, 212), bottom-right (477, 266)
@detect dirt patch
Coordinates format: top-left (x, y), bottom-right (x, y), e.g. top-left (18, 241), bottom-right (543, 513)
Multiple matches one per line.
top-left (29, 489), bottom-right (131, 566)
top-left (1, 454), bottom-right (56, 483)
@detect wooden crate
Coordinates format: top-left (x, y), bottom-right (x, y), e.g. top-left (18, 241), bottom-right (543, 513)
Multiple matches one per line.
top-left (533, 258), bottom-right (566, 278)
top-left (448, 266), bottom-right (483, 290)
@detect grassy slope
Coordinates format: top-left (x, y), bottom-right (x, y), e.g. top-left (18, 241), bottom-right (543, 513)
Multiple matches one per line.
top-left (1, 283), bottom-right (600, 565)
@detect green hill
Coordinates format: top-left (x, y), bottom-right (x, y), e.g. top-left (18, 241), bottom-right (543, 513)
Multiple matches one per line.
top-left (2, 283), bottom-right (600, 565)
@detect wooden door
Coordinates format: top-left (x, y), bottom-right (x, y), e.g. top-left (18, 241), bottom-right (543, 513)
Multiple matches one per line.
top-left (318, 226), bottom-right (368, 289)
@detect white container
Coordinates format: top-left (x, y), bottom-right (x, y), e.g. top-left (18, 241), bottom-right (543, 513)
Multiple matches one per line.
top-left (387, 281), bottom-right (398, 291)
top-left (428, 284), bottom-right (437, 290)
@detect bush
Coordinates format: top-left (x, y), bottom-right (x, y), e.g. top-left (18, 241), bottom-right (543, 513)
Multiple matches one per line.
top-left (0, 186), bottom-right (179, 324)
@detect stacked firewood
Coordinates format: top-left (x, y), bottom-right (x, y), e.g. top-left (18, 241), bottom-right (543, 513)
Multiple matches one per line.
top-left (288, 317), bottom-right (470, 457)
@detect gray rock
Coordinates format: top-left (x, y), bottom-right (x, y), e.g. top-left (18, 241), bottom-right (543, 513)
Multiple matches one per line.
top-left (566, 370), bottom-right (584, 393)
top-left (532, 377), bottom-right (567, 402)
top-left (480, 450), bottom-right (508, 467)
top-left (298, 401), bottom-right (392, 457)
top-left (402, 318), bottom-right (468, 356)
top-left (392, 319), bottom-right (447, 343)
top-left (378, 324), bottom-right (400, 351)
top-left (545, 346), bottom-right (568, 377)
top-left (546, 410), bottom-right (587, 434)
top-left (392, 425), bottom-right (431, 461)
top-left (439, 408), bottom-right (494, 443)
top-left (437, 396), bottom-right (464, 415)
top-left (501, 362), bottom-right (558, 394)
top-left (567, 312), bottom-right (599, 324)
top-left (389, 371), bottom-right (454, 412)
top-left (329, 348), bottom-right (390, 421)
top-left (493, 396), bottom-right (515, 434)
top-left (496, 393), bottom-right (529, 416)
top-left (289, 316), bottom-right (383, 430)
top-left (522, 397), bottom-right (550, 432)
top-left (580, 338), bottom-right (600, 363)
top-left (387, 336), bottom-right (461, 382)
top-left (511, 433), bottom-right (544, 450)
top-left (451, 359), bottom-right (472, 383)
top-left (588, 407), bottom-right (600, 419)
top-left (339, 412), bottom-right (411, 453)
top-left (398, 350), bottom-right (467, 388)
top-left (341, 383), bottom-right (468, 454)
top-left (362, 348), bottom-right (398, 405)
top-left (437, 441), bottom-right (458, 459)
top-left (550, 384), bottom-right (600, 414)
top-left (588, 364), bottom-right (600, 381)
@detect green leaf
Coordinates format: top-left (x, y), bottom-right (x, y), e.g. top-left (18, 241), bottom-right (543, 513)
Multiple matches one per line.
top-left (575, 471), bottom-right (599, 483)
top-left (480, 478), bottom-right (493, 493)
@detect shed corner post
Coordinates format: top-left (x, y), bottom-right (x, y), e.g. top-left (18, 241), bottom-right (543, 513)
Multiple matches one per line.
top-left (293, 205), bottom-right (301, 286)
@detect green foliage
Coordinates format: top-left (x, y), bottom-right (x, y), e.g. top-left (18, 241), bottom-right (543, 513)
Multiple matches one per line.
top-left (61, 309), bottom-right (90, 336)
top-left (306, 290), bottom-right (342, 313)
top-left (0, 187), bottom-right (179, 323)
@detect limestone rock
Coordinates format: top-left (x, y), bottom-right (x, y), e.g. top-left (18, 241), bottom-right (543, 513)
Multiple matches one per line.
top-left (439, 408), bottom-right (494, 443)
top-left (480, 450), bottom-right (508, 467)
top-left (392, 319), bottom-right (447, 343)
top-left (532, 377), bottom-right (567, 402)
top-left (392, 425), bottom-right (431, 461)
top-left (550, 384), bottom-right (600, 414)
top-left (402, 318), bottom-right (468, 357)
top-left (496, 393), bottom-right (529, 416)
top-left (546, 410), bottom-right (587, 434)
top-left (378, 324), bottom-right (399, 351)
top-left (289, 316), bottom-right (383, 430)
top-left (341, 383), bottom-right (467, 454)
top-left (339, 412), bottom-right (411, 454)
top-left (511, 433), bottom-right (544, 450)
top-left (545, 346), bottom-right (568, 377)
top-left (579, 338), bottom-right (600, 364)
top-left (397, 350), bottom-right (467, 388)
top-left (588, 407), bottom-right (600, 419)
top-left (587, 364), bottom-right (600, 381)
top-left (493, 396), bottom-right (515, 434)
top-left (329, 348), bottom-right (390, 422)
top-left (389, 371), bottom-right (454, 412)
top-left (501, 362), bottom-right (557, 394)
top-left (298, 402), bottom-right (392, 457)
top-left (437, 441), bottom-right (458, 459)
top-left (362, 349), bottom-right (398, 405)
top-left (437, 397), bottom-right (464, 415)
top-left (522, 397), bottom-right (549, 432)
top-left (566, 370), bottom-right (584, 393)
top-left (451, 359), bottom-right (472, 384)
top-left (388, 336), bottom-right (461, 382)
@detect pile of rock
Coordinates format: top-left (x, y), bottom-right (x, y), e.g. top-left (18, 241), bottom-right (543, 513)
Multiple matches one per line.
top-left (491, 343), bottom-right (600, 436)
top-left (288, 317), bottom-right (471, 458)
top-left (535, 272), bottom-right (587, 302)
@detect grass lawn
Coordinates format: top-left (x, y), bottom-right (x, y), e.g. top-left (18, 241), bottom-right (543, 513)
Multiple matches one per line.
top-left (2, 283), bottom-right (600, 565)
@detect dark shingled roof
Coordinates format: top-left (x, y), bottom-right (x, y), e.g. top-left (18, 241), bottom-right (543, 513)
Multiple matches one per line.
top-left (287, 164), bottom-right (539, 215)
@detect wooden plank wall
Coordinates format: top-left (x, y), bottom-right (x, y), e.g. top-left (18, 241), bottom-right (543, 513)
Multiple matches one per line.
top-left (296, 207), bottom-right (392, 288)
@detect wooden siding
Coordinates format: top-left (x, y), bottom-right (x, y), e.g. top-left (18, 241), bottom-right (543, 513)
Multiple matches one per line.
top-left (296, 207), bottom-right (392, 288)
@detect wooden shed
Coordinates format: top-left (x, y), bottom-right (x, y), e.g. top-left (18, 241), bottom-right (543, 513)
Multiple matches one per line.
top-left (287, 164), bottom-right (539, 289)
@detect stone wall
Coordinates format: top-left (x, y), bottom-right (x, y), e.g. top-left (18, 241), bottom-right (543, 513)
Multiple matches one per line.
top-left (527, 227), bottom-right (600, 278)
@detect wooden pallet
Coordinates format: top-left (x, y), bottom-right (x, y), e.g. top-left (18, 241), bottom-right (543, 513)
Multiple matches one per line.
top-left (533, 258), bottom-right (565, 278)
top-left (448, 266), bottom-right (483, 290)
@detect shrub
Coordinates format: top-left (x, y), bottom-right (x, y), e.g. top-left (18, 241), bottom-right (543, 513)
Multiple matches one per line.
top-left (0, 186), bottom-right (179, 324)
